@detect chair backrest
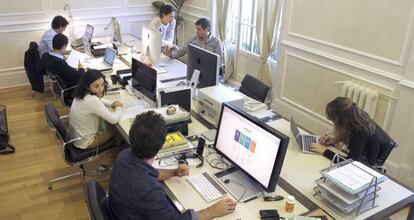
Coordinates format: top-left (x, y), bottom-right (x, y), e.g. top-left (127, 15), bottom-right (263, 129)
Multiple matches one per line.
top-left (239, 74), bottom-right (270, 103)
top-left (44, 103), bottom-right (70, 143)
top-left (86, 179), bottom-right (111, 220)
top-left (375, 124), bottom-right (398, 166)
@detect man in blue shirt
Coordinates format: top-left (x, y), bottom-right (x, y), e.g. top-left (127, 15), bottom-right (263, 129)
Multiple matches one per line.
top-left (109, 111), bottom-right (236, 220)
top-left (38, 15), bottom-right (69, 56)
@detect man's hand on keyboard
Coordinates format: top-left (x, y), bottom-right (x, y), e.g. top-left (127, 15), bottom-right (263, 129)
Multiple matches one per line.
top-left (175, 164), bottom-right (190, 177)
top-left (198, 198), bottom-right (237, 220)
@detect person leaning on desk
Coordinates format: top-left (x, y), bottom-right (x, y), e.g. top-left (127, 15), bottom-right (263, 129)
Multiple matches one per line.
top-left (149, 4), bottom-right (176, 47)
top-left (69, 69), bottom-right (123, 149)
top-left (108, 111), bottom-right (237, 220)
top-left (41, 34), bottom-right (85, 88)
top-left (310, 97), bottom-right (380, 165)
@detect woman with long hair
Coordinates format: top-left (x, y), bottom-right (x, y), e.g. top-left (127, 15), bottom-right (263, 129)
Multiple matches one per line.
top-left (310, 97), bottom-right (380, 165)
top-left (69, 69), bottom-right (123, 149)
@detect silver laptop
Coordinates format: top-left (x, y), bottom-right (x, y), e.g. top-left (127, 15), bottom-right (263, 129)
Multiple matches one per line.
top-left (71, 24), bottom-right (94, 48)
top-left (86, 47), bottom-right (116, 71)
top-left (290, 116), bottom-right (319, 154)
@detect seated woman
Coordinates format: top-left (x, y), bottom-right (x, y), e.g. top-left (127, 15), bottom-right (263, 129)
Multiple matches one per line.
top-left (69, 69), bottom-right (123, 149)
top-left (310, 97), bottom-right (380, 165)
top-left (149, 4), bottom-right (176, 47)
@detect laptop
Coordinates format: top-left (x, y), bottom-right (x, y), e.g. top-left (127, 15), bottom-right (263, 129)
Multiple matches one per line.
top-left (290, 116), bottom-right (319, 154)
top-left (85, 47), bottom-right (116, 71)
top-left (71, 24), bottom-right (94, 48)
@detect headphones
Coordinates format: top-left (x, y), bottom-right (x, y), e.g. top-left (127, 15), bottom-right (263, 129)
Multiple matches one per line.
top-left (177, 153), bottom-right (204, 168)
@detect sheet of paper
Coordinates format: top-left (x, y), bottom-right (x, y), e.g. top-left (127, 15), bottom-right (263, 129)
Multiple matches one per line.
top-left (66, 50), bottom-right (87, 68)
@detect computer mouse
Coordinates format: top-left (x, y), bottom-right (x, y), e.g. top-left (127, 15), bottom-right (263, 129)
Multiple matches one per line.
top-left (263, 195), bottom-right (284, 201)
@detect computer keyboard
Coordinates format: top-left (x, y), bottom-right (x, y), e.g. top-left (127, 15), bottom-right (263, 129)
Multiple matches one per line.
top-left (187, 172), bottom-right (227, 202)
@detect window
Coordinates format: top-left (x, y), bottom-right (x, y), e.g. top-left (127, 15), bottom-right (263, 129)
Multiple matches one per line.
top-left (229, 0), bottom-right (281, 61)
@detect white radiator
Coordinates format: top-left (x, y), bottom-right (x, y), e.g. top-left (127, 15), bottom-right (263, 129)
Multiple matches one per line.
top-left (334, 81), bottom-right (378, 118)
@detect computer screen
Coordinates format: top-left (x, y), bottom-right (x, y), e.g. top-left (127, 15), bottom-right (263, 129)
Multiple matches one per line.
top-left (103, 47), bottom-right (116, 65)
top-left (111, 17), bottom-right (122, 44)
top-left (131, 57), bottom-right (157, 102)
top-left (187, 44), bottom-right (219, 89)
top-left (84, 24), bottom-right (94, 42)
top-left (142, 24), bottom-right (162, 67)
top-left (214, 103), bottom-right (289, 192)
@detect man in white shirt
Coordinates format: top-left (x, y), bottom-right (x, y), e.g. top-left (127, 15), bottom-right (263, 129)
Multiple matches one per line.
top-left (149, 4), bottom-right (176, 47)
top-left (38, 15), bottom-right (69, 57)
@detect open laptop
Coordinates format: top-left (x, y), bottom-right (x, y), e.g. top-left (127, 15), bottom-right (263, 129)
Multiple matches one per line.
top-left (290, 116), bottom-right (319, 154)
top-left (85, 47), bottom-right (116, 71)
top-left (71, 24), bottom-right (94, 48)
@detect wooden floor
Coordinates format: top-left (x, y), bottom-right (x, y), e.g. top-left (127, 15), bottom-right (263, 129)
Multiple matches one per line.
top-left (0, 85), bottom-right (110, 220)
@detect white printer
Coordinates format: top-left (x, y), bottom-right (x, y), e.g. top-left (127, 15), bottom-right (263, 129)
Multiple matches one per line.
top-left (197, 84), bottom-right (244, 126)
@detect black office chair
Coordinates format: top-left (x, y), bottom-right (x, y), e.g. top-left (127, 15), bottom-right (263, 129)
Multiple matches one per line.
top-left (85, 179), bottom-right (111, 220)
top-left (44, 103), bottom-right (116, 192)
top-left (375, 124), bottom-right (398, 170)
top-left (239, 74), bottom-right (270, 103)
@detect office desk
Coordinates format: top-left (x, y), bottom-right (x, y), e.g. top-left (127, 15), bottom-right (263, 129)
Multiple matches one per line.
top-left (266, 118), bottom-right (414, 220)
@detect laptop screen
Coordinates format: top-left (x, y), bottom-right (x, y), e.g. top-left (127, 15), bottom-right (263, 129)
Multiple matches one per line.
top-left (84, 24), bottom-right (94, 42)
top-left (290, 116), bottom-right (301, 138)
top-left (104, 48), bottom-right (116, 65)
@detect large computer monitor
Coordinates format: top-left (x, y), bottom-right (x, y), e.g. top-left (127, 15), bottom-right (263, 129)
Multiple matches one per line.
top-left (187, 44), bottom-right (219, 89)
top-left (141, 24), bottom-right (162, 67)
top-left (111, 17), bottom-right (122, 44)
top-left (214, 103), bottom-right (289, 201)
top-left (131, 57), bottom-right (157, 102)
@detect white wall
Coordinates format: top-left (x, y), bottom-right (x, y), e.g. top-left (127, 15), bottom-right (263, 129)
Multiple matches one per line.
top-left (0, 0), bottom-right (156, 88)
top-left (275, 0), bottom-right (414, 187)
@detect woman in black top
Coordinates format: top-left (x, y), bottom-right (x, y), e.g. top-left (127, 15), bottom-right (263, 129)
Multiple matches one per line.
top-left (310, 97), bottom-right (380, 165)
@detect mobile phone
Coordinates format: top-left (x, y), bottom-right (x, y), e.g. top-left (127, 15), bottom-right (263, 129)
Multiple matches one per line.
top-left (263, 195), bottom-right (284, 201)
top-left (259, 209), bottom-right (279, 219)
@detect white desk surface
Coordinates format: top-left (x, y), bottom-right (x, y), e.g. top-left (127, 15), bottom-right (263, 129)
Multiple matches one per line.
top-left (100, 34), bottom-right (414, 219)
top-left (266, 118), bottom-right (414, 220)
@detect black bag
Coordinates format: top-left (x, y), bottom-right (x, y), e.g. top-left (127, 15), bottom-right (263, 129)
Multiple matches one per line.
top-left (0, 104), bottom-right (15, 154)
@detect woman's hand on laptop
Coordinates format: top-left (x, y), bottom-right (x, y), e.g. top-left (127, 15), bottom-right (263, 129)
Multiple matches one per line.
top-left (319, 133), bottom-right (335, 145)
top-left (111, 101), bottom-right (123, 108)
top-left (310, 143), bottom-right (328, 155)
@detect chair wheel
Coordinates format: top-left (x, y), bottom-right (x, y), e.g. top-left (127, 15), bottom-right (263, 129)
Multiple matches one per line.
top-left (48, 186), bottom-right (52, 191)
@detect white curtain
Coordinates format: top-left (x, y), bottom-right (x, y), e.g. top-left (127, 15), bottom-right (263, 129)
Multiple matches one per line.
top-left (216, 0), bottom-right (234, 81)
top-left (255, 0), bottom-right (281, 86)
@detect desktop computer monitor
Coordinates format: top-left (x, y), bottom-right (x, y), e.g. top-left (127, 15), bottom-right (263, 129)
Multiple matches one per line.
top-left (84, 24), bottom-right (94, 42)
top-left (131, 57), bottom-right (157, 102)
top-left (187, 44), bottom-right (219, 89)
top-left (141, 24), bottom-right (162, 67)
top-left (111, 17), bottom-right (122, 44)
top-left (214, 103), bottom-right (289, 195)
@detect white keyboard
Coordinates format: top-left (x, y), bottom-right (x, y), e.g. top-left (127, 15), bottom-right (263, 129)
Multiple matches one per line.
top-left (187, 172), bottom-right (227, 202)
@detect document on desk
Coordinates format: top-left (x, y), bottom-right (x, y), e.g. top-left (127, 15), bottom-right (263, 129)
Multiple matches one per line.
top-left (66, 50), bottom-right (88, 68)
top-left (323, 161), bottom-right (385, 194)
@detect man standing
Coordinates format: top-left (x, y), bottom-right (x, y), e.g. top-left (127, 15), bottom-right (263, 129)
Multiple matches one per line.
top-left (109, 111), bottom-right (236, 220)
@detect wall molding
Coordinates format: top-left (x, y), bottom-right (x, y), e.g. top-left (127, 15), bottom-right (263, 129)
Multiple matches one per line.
top-left (186, 4), bottom-right (209, 13)
top-left (287, 0), bottom-right (414, 68)
top-left (0, 0), bottom-right (46, 17)
top-left (281, 40), bottom-right (403, 83)
top-left (398, 79), bottom-right (414, 90)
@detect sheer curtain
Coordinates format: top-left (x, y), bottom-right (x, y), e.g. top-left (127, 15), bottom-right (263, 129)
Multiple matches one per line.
top-left (255, 0), bottom-right (281, 86)
top-left (216, 0), bottom-right (234, 81)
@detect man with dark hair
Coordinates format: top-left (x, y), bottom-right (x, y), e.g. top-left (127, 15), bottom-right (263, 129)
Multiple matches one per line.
top-left (109, 111), bottom-right (237, 220)
top-left (38, 15), bottom-right (69, 56)
top-left (41, 34), bottom-right (84, 88)
top-left (165, 18), bottom-right (224, 67)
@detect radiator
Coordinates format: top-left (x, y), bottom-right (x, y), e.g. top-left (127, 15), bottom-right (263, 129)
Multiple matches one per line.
top-left (334, 81), bottom-right (378, 118)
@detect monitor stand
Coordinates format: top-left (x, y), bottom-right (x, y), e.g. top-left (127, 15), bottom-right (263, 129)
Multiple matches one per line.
top-left (214, 166), bottom-right (264, 203)
top-left (189, 69), bottom-right (201, 99)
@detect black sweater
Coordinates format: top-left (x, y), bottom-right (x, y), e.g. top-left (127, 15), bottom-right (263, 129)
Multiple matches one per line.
top-left (41, 53), bottom-right (84, 88)
top-left (323, 126), bottom-right (380, 165)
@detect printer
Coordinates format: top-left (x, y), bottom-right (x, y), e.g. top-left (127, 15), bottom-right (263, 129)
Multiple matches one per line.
top-left (197, 84), bottom-right (244, 126)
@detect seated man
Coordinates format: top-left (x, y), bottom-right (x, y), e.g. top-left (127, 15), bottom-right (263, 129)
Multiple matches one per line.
top-left (109, 111), bottom-right (237, 220)
top-left (166, 18), bottom-right (224, 68)
top-left (41, 34), bottom-right (85, 88)
top-left (38, 15), bottom-right (69, 57)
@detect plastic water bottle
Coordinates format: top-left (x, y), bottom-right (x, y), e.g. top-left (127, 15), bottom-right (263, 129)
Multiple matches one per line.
top-left (131, 44), bottom-right (137, 55)
top-left (83, 34), bottom-right (90, 55)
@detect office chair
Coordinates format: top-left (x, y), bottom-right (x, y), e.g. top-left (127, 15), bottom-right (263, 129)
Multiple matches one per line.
top-left (374, 124), bottom-right (398, 172)
top-left (44, 103), bottom-right (116, 193)
top-left (239, 74), bottom-right (270, 103)
top-left (45, 71), bottom-right (60, 100)
top-left (54, 74), bottom-right (76, 107)
top-left (85, 179), bottom-right (111, 220)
